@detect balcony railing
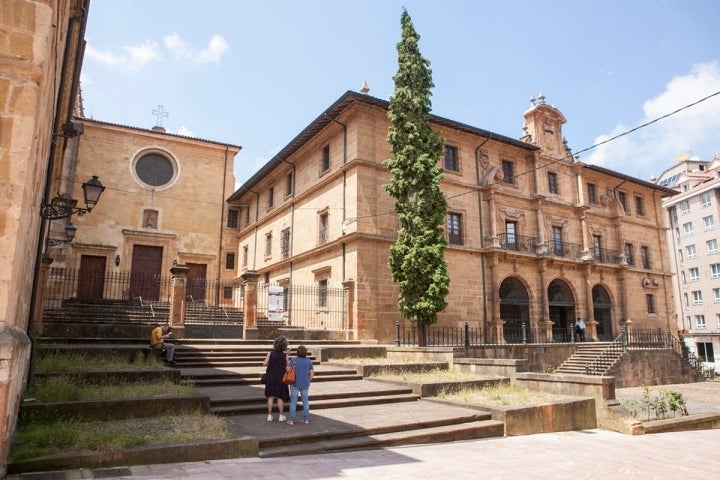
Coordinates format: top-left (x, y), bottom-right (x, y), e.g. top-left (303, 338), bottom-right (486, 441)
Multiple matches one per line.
top-left (497, 233), bottom-right (537, 254)
top-left (537, 240), bottom-right (584, 260)
top-left (593, 247), bottom-right (622, 265)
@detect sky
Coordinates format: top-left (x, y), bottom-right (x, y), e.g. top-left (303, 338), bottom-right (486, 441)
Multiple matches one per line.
top-left (80, 0), bottom-right (720, 190)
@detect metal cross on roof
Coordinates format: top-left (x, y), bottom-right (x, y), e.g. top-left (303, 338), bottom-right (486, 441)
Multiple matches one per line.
top-left (152, 105), bottom-right (169, 126)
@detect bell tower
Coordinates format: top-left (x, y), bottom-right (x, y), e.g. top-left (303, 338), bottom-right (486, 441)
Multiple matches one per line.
top-left (521, 92), bottom-right (568, 158)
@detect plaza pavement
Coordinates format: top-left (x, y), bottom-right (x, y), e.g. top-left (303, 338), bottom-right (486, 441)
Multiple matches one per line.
top-left (11, 380), bottom-right (720, 480)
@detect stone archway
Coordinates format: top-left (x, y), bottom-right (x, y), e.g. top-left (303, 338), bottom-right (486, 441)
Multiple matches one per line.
top-left (592, 284), bottom-right (613, 341)
top-left (499, 277), bottom-right (530, 342)
top-left (548, 279), bottom-right (576, 342)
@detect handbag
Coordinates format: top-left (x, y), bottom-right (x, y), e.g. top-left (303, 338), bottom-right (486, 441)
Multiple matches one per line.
top-left (282, 364), bottom-right (295, 385)
top-left (260, 373), bottom-right (267, 385)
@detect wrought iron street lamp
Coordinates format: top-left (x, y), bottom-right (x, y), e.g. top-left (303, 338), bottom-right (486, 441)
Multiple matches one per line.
top-left (46, 222), bottom-right (77, 247)
top-left (39, 176), bottom-right (105, 220)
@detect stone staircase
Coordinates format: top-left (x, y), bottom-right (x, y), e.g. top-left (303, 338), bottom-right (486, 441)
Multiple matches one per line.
top-left (165, 342), bottom-right (505, 455)
top-left (555, 342), bottom-right (621, 374)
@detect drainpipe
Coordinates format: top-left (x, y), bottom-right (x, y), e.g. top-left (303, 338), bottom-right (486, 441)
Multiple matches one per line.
top-left (475, 136), bottom-right (492, 341)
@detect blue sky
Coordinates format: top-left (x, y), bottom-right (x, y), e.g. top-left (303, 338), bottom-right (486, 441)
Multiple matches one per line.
top-left (81, 0), bottom-right (720, 189)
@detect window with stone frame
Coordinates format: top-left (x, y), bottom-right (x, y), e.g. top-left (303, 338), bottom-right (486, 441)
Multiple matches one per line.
top-left (318, 278), bottom-right (328, 309)
top-left (695, 315), bottom-right (707, 329)
top-left (624, 243), bottom-right (634, 266)
top-left (265, 232), bottom-right (272, 258)
top-left (646, 294), bottom-right (656, 313)
top-left (281, 227), bottom-right (291, 259)
top-left (501, 160), bottom-right (515, 185)
top-left (447, 212), bottom-right (463, 245)
top-left (634, 195), bottom-right (645, 216)
top-left (320, 144), bottom-right (330, 173)
top-left (225, 252), bottom-right (235, 270)
top-left (641, 245), bottom-right (651, 268)
top-left (227, 208), bottom-right (239, 228)
top-left (587, 183), bottom-right (597, 204)
top-left (267, 186), bottom-right (275, 209)
top-left (243, 205), bottom-right (251, 226)
top-left (618, 191), bottom-right (629, 214)
top-left (285, 171), bottom-right (294, 197)
top-left (547, 171), bottom-right (559, 195)
top-left (444, 145), bottom-right (459, 172)
top-left (318, 211), bottom-right (329, 245)
top-left (242, 245), bottom-right (248, 267)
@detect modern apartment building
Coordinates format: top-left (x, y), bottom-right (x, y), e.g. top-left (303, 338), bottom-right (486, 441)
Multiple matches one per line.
top-left (661, 153), bottom-right (720, 370)
top-left (228, 90), bottom-right (678, 343)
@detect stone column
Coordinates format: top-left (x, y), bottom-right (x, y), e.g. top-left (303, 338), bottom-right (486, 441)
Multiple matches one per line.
top-left (169, 263), bottom-right (190, 337)
top-left (242, 270), bottom-right (260, 339)
top-left (342, 279), bottom-right (355, 338)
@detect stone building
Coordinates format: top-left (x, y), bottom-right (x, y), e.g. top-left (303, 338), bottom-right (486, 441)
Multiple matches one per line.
top-left (660, 153), bottom-right (720, 370)
top-left (0, 0), bottom-right (90, 473)
top-left (228, 91), bottom-right (678, 343)
top-left (48, 117), bottom-right (241, 305)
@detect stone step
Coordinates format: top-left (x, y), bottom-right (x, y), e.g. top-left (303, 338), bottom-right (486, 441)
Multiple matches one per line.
top-left (259, 420), bottom-right (504, 458)
top-left (186, 373), bottom-right (363, 387)
top-left (213, 393), bottom-right (421, 416)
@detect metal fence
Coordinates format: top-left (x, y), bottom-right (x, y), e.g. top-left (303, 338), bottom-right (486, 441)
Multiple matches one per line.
top-left (256, 283), bottom-right (346, 329)
top-left (43, 267), bottom-right (242, 318)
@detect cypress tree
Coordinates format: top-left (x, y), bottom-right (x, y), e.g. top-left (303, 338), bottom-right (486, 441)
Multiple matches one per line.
top-left (384, 9), bottom-right (449, 346)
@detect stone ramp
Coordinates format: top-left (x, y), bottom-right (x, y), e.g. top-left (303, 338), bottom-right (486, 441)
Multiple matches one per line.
top-left (220, 399), bottom-right (504, 458)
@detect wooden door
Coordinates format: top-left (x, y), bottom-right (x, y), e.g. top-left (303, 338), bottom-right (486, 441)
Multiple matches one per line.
top-left (186, 263), bottom-right (207, 302)
top-left (78, 255), bottom-right (106, 299)
top-left (130, 245), bottom-right (163, 301)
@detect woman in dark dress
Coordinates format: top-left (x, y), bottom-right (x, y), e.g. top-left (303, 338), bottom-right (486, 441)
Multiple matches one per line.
top-left (263, 336), bottom-right (290, 421)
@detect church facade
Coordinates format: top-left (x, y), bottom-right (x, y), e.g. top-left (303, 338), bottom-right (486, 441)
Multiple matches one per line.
top-left (229, 91), bottom-right (678, 343)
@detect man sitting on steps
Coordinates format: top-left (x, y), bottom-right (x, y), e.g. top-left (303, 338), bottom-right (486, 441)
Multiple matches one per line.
top-left (150, 322), bottom-right (176, 365)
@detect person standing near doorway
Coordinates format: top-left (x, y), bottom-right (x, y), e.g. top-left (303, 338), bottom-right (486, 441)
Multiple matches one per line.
top-left (576, 318), bottom-right (586, 342)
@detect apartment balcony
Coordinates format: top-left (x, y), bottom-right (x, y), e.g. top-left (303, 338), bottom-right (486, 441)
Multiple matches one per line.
top-left (543, 240), bottom-right (584, 260)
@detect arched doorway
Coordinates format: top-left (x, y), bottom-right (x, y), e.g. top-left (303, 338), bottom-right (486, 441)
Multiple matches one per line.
top-left (499, 277), bottom-right (530, 342)
top-left (548, 279), bottom-right (576, 342)
top-left (592, 285), bottom-right (613, 341)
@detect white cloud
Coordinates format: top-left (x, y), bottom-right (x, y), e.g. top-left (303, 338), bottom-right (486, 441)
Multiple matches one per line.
top-left (85, 42), bottom-right (161, 72)
top-left (163, 34), bottom-right (228, 64)
top-left (175, 125), bottom-right (194, 137)
top-left (584, 61), bottom-right (720, 181)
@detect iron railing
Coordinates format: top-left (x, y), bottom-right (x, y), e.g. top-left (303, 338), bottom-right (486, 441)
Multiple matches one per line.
top-left (256, 283), bottom-right (346, 330)
top-left (497, 233), bottom-right (537, 254)
top-left (585, 331), bottom-right (627, 375)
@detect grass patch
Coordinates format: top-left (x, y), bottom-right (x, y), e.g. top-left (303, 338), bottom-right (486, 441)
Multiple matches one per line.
top-left (24, 377), bottom-right (192, 402)
top-left (9, 411), bottom-right (232, 462)
top-left (332, 356), bottom-right (441, 365)
top-left (35, 351), bottom-right (163, 373)
top-left (435, 382), bottom-right (574, 407)
top-left (370, 367), bottom-right (481, 382)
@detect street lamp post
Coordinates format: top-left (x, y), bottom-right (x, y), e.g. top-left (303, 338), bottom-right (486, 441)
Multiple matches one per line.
top-left (39, 176), bottom-right (105, 220)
